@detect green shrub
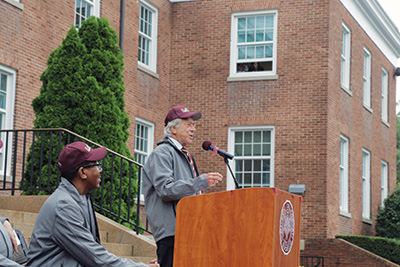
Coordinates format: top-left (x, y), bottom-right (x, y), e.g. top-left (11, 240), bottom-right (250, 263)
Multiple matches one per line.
top-left (336, 235), bottom-right (400, 264)
top-left (375, 185), bottom-right (400, 239)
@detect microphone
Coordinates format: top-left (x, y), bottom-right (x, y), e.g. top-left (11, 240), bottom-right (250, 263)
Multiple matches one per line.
top-left (202, 141), bottom-right (234, 160)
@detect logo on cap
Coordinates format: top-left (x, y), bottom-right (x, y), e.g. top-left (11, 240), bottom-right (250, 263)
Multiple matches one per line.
top-left (181, 108), bottom-right (190, 113)
top-left (84, 144), bottom-right (91, 152)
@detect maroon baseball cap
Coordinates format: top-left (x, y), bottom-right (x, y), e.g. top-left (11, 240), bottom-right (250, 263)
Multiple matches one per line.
top-left (58, 141), bottom-right (107, 174)
top-left (164, 105), bottom-right (202, 126)
top-left (0, 140), bottom-right (3, 149)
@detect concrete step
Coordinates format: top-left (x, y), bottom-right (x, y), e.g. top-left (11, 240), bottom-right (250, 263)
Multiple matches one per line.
top-left (102, 242), bottom-right (134, 256)
top-left (126, 256), bottom-right (157, 264)
top-left (0, 209), bottom-right (38, 224)
top-left (0, 196), bottom-right (157, 260)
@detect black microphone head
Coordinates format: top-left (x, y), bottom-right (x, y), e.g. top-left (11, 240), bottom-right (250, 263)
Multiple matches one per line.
top-left (202, 141), bottom-right (212, 151)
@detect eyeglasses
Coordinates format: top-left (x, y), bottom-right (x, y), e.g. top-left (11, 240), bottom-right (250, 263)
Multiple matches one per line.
top-left (81, 163), bottom-right (102, 171)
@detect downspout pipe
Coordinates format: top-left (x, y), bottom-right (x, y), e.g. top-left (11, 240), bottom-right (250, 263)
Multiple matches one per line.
top-left (119, 0), bottom-right (125, 53)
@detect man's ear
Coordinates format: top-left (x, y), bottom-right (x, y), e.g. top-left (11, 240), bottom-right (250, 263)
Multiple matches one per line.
top-left (171, 126), bottom-right (177, 135)
top-left (77, 167), bottom-right (87, 180)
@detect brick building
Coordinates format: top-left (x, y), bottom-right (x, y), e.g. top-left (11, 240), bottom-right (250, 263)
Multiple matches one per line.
top-left (1, 0), bottom-right (400, 263)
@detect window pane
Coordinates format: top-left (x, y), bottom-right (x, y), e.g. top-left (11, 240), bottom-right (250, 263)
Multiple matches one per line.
top-left (253, 144), bottom-right (261, 156)
top-left (247, 46), bottom-right (255, 59)
top-left (254, 131), bottom-right (261, 142)
top-left (256, 30), bottom-right (264, 42)
top-left (254, 160), bottom-right (261, 171)
top-left (235, 144), bottom-right (242, 156)
top-left (238, 47), bottom-right (246, 59)
top-left (263, 159), bottom-right (270, 171)
top-left (265, 44), bottom-right (272, 57)
top-left (236, 160), bottom-right (243, 171)
top-left (244, 144), bottom-right (252, 156)
top-left (0, 74), bottom-right (6, 110)
top-left (86, 4), bottom-right (92, 18)
top-left (247, 17), bottom-right (255, 29)
top-left (254, 173), bottom-right (261, 184)
top-left (244, 131), bottom-right (252, 143)
top-left (266, 16), bottom-right (274, 28)
top-left (244, 173), bottom-right (251, 185)
top-left (238, 18), bottom-right (246, 30)
top-left (265, 29), bottom-right (273, 41)
top-left (262, 172), bottom-right (270, 185)
top-left (238, 31), bottom-right (246, 43)
top-left (256, 16), bottom-right (264, 28)
top-left (247, 30), bottom-right (255, 42)
top-left (263, 131), bottom-right (271, 142)
top-left (262, 144), bottom-right (270, 156)
top-left (256, 46), bottom-right (264, 58)
top-left (244, 160), bottom-right (252, 171)
top-left (237, 173), bottom-right (243, 184)
top-left (235, 132), bottom-right (243, 143)
top-left (0, 92), bottom-right (5, 110)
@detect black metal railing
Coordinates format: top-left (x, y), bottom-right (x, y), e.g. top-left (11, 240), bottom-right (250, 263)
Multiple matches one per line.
top-left (300, 255), bottom-right (325, 267)
top-left (0, 128), bottom-right (151, 235)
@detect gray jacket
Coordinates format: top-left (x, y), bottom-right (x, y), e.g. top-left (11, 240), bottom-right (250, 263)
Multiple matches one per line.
top-left (143, 138), bottom-right (210, 242)
top-left (27, 178), bottom-right (147, 267)
top-left (0, 217), bottom-right (22, 266)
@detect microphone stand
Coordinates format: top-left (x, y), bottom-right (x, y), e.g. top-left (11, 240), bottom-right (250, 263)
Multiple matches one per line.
top-left (223, 156), bottom-right (240, 190)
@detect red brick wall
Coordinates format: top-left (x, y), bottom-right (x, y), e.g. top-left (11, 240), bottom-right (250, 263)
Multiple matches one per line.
top-left (0, 0), bottom-right (75, 130)
top-left (301, 238), bottom-right (399, 267)
top-left (326, 0), bottom-right (397, 238)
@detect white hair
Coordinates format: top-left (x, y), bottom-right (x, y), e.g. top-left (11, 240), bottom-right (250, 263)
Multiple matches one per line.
top-left (163, 118), bottom-right (182, 138)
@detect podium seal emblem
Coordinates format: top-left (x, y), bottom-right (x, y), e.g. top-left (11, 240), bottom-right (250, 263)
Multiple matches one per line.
top-left (280, 200), bottom-right (295, 255)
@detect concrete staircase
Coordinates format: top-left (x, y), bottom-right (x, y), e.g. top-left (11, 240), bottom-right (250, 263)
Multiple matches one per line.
top-left (0, 195), bottom-right (156, 264)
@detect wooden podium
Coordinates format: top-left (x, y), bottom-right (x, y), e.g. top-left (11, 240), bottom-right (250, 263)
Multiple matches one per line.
top-left (173, 188), bottom-right (302, 266)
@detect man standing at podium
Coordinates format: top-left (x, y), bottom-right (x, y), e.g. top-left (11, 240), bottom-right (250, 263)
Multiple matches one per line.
top-left (143, 105), bottom-right (223, 267)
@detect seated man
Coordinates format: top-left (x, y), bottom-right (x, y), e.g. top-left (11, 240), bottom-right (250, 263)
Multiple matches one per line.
top-left (27, 141), bottom-right (158, 267)
top-left (0, 217), bottom-right (22, 267)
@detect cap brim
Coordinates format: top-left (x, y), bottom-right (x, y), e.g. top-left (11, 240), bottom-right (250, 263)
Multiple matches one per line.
top-left (181, 111), bottom-right (202, 121)
top-left (86, 147), bottom-right (107, 162)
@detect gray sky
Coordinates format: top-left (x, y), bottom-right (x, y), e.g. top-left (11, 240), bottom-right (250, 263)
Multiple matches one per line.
top-left (377, 0), bottom-right (400, 114)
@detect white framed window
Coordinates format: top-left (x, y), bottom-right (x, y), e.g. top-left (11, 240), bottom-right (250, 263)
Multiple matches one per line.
top-left (381, 67), bottom-right (388, 123)
top-left (381, 160), bottom-right (388, 207)
top-left (341, 23), bottom-right (351, 91)
top-left (362, 149), bottom-right (370, 220)
top-left (227, 126), bottom-right (275, 190)
top-left (138, 0), bottom-right (158, 73)
top-left (134, 118), bottom-right (154, 200)
top-left (74, 0), bottom-right (101, 28)
top-left (229, 10), bottom-right (278, 79)
top-left (363, 48), bottom-right (371, 108)
top-left (339, 135), bottom-right (349, 214)
top-left (0, 64), bottom-right (16, 178)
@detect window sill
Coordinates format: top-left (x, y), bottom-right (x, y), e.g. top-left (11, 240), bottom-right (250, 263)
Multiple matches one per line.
top-left (341, 86), bottom-right (352, 96)
top-left (362, 218), bottom-right (372, 224)
top-left (137, 65), bottom-right (159, 79)
top-left (339, 210), bottom-right (351, 218)
top-left (363, 105), bottom-right (373, 114)
top-left (382, 120), bottom-right (390, 128)
top-left (2, 0), bottom-right (24, 10)
top-left (0, 175), bottom-right (13, 183)
top-left (227, 74), bottom-right (278, 82)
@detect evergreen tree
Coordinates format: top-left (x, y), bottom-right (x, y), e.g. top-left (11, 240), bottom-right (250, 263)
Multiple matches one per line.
top-left (22, 17), bottom-right (138, 229)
